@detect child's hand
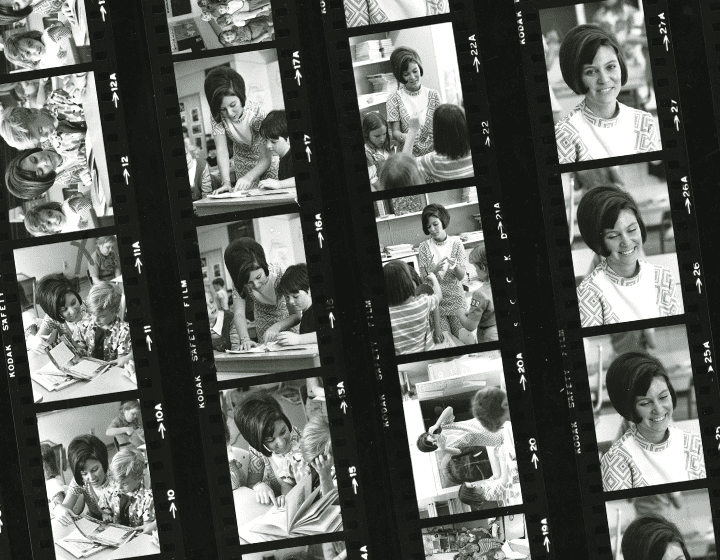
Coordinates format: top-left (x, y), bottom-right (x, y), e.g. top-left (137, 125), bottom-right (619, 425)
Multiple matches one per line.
top-left (263, 325), bottom-right (281, 343)
top-left (275, 332), bottom-right (299, 346)
top-left (311, 454), bottom-right (334, 479)
top-left (233, 176), bottom-right (253, 191)
top-left (110, 352), bottom-right (132, 368)
top-left (253, 482), bottom-right (277, 506)
top-left (101, 510), bottom-right (113, 522)
top-left (408, 114), bottom-right (421, 131)
top-left (141, 520), bottom-right (158, 535)
top-left (54, 504), bottom-right (78, 526)
top-left (426, 272), bottom-right (437, 282)
top-left (433, 329), bottom-right (444, 344)
top-left (258, 178), bottom-right (281, 190)
top-left (276, 494), bottom-right (286, 509)
top-left (125, 426), bottom-right (135, 436)
top-left (79, 168), bottom-right (92, 188)
top-left (61, 2), bottom-right (78, 25)
top-left (447, 257), bottom-right (457, 270)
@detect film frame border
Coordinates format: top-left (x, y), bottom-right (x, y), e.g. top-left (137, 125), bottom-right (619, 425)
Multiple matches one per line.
top-left (515, 0), bottom-right (720, 557)
top-left (0, 2), bottom-right (188, 559)
top-left (140, 0), bottom-right (374, 558)
top-left (322, 4), bottom-right (556, 560)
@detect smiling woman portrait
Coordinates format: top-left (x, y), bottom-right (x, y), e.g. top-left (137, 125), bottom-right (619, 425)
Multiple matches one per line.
top-left (554, 24), bottom-right (661, 164)
top-left (600, 352), bottom-right (705, 492)
top-left (575, 185), bottom-right (682, 327)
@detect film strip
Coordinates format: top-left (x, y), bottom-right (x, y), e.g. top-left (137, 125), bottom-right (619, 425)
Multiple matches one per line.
top-left (321, 3), bottom-right (555, 560)
top-left (140, 0), bottom-right (372, 558)
top-left (516, 0), bottom-right (720, 558)
top-left (0, 2), bottom-right (187, 560)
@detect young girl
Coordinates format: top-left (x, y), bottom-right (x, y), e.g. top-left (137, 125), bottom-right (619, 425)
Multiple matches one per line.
top-left (385, 47), bottom-right (441, 157)
top-left (88, 236), bottom-right (121, 284)
top-left (416, 405), bottom-right (504, 457)
top-left (403, 104), bottom-right (474, 183)
top-left (41, 443), bottom-right (66, 515)
top-left (26, 273), bottom-right (86, 354)
top-left (362, 112), bottom-right (393, 190)
top-left (106, 401), bottom-right (145, 444)
top-left (5, 147), bottom-right (91, 200)
top-left (223, 404), bottom-right (247, 491)
top-left (418, 203), bottom-right (467, 339)
top-left (376, 152), bottom-right (424, 190)
top-left (0, 0), bottom-right (75, 26)
top-left (217, 14), bottom-right (273, 46)
top-left (385, 260), bottom-right (442, 355)
top-left (454, 243), bottom-right (498, 343)
top-left (4, 24), bottom-right (75, 71)
top-left (233, 393), bottom-right (310, 507)
top-left (215, 2), bottom-right (270, 28)
top-left (53, 434), bottom-right (114, 526)
top-left (206, 289), bottom-right (240, 352)
top-left (106, 447), bottom-right (157, 534)
top-left (23, 195), bottom-right (94, 237)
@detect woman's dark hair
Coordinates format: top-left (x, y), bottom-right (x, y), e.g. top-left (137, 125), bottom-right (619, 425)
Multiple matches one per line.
top-left (233, 393), bottom-right (291, 457)
top-left (5, 148), bottom-right (57, 200)
top-left (559, 24), bottom-right (628, 95)
top-left (223, 237), bottom-right (269, 297)
top-left (389, 47), bottom-right (424, 84)
top-left (204, 66), bottom-right (247, 123)
top-left (68, 434), bottom-right (109, 486)
top-left (443, 446), bottom-right (493, 485)
top-left (576, 184), bottom-right (647, 257)
top-left (605, 352), bottom-right (677, 424)
top-left (384, 260), bottom-right (416, 306)
top-left (433, 104), bottom-right (471, 159)
top-left (621, 514), bottom-right (689, 560)
top-left (362, 111), bottom-right (392, 152)
top-left (36, 273), bottom-right (82, 323)
top-left (422, 203), bottom-right (451, 235)
top-left (471, 387), bottom-right (508, 433)
top-left (0, 5), bottom-right (33, 25)
top-left (416, 432), bottom-right (438, 452)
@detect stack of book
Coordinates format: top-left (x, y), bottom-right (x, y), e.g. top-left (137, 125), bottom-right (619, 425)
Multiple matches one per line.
top-left (354, 40), bottom-right (382, 61)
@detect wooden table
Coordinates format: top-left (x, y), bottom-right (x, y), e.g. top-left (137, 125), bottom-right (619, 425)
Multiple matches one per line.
top-left (51, 518), bottom-right (159, 560)
top-left (214, 345), bottom-right (320, 379)
top-left (194, 189), bottom-right (297, 216)
top-left (29, 351), bottom-right (136, 404)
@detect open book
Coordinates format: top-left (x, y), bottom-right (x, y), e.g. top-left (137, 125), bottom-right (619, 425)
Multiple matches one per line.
top-left (207, 188), bottom-right (291, 199)
top-left (46, 335), bottom-right (110, 380)
top-left (238, 473), bottom-right (342, 543)
top-left (226, 341), bottom-right (310, 354)
top-left (55, 515), bottom-right (138, 558)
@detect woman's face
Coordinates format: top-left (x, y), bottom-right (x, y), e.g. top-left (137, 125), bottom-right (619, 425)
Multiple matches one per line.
top-left (402, 62), bottom-right (422, 91)
top-left (263, 419), bottom-right (292, 455)
top-left (603, 208), bottom-right (642, 270)
top-left (246, 267), bottom-right (269, 291)
top-left (634, 377), bottom-right (673, 440)
top-left (20, 150), bottom-right (61, 178)
top-left (426, 216), bottom-right (446, 241)
top-left (220, 95), bottom-right (244, 123)
top-left (17, 37), bottom-right (45, 63)
top-left (368, 125), bottom-right (387, 149)
top-left (38, 208), bottom-right (65, 232)
top-left (662, 542), bottom-right (686, 560)
top-left (60, 292), bottom-right (82, 323)
top-left (80, 459), bottom-right (106, 488)
top-left (0, 0), bottom-right (31, 10)
top-left (581, 45), bottom-right (621, 111)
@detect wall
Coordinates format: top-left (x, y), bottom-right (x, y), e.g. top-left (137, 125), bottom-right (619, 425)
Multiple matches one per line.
top-left (14, 238), bottom-right (97, 281)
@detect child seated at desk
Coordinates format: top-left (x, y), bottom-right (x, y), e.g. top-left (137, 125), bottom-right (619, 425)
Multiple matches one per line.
top-left (454, 243), bottom-right (498, 344)
top-left (106, 447), bottom-right (157, 534)
top-left (75, 282), bottom-right (133, 367)
top-left (42, 443), bottom-right (66, 515)
top-left (106, 401), bottom-right (144, 445)
top-left (258, 110), bottom-right (295, 190)
top-left (274, 264), bottom-right (315, 346)
top-left (206, 289), bottom-right (240, 352)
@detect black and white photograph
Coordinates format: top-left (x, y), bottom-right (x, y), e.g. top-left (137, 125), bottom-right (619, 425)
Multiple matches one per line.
top-left (37, 400), bottom-right (159, 559)
top-left (15, 236), bottom-right (136, 403)
top-left (606, 489), bottom-right (714, 560)
top-left (421, 514), bottom-right (530, 560)
top-left (583, 325), bottom-right (703, 493)
top-left (350, 22), bottom-right (470, 191)
top-left (196, 212), bottom-right (319, 378)
top-left (164, 0), bottom-right (274, 54)
top-left (239, 541), bottom-right (347, 560)
top-left (221, 380), bottom-right (341, 544)
top-left (540, 1), bottom-right (662, 164)
top-left (562, 163), bottom-right (683, 327)
top-left (173, 50), bottom-right (294, 216)
top-left (377, 187), bottom-right (496, 355)
top-left (399, 350), bottom-right (521, 518)
top-left (0, 0), bottom-right (91, 75)
top-left (343, 0), bottom-right (448, 28)
top-left (0, 71), bottom-right (114, 239)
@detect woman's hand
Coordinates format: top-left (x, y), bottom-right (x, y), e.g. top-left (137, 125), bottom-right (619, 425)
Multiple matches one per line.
top-left (233, 176), bottom-right (253, 192)
top-left (258, 178), bottom-right (281, 190)
top-left (101, 509), bottom-right (113, 523)
top-left (79, 168), bottom-right (92, 188)
top-left (140, 520), bottom-right (157, 535)
top-left (109, 353), bottom-right (132, 368)
top-left (54, 504), bottom-right (77, 526)
top-left (215, 182), bottom-right (232, 194)
top-left (253, 482), bottom-right (278, 506)
top-left (431, 258), bottom-right (448, 274)
top-left (27, 333), bottom-right (51, 353)
top-left (240, 338), bottom-right (257, 351)
top-left (408, 114), bottom-right (421, 132)
top-left (275, 332), bottom-right (299, 346)
top-left (263, 325), bottom-right (281, 343)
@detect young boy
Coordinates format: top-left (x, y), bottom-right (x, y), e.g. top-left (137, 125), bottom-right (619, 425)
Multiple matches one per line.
top-left (206, 289), bottom-right (240, 352)
top-left (454, 243), bottom-right (498, 343)
top-left (105, 447), bottom-right (156, 534)
top-left (212, 277), bottom-right (230, 311)
top-left (0, 106), bottom-right (87, 155)
top-left (258, 109), bottom-right (295, 190)
top-left (75, 282), bottom-right (133, 367)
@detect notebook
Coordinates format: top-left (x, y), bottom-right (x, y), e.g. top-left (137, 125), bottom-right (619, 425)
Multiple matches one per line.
top-left (46, 335), bottom-right (110, 380)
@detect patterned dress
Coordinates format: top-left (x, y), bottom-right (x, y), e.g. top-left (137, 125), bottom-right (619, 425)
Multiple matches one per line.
top-left (68, 477), bottom-right (113, 520)
top-left (38, 306), bottom-right (87, 349)
top-left (247, 426), bottom-right (311, 495)
top-left (75, 316), bottom-right (131, 361)
top-left (386, 86), bottom-right (441, 157)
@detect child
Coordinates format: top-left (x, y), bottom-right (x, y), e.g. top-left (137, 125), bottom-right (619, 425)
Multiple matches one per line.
top-left (0, 106), bottom-right (87, 155)
top-left (206, 289), bottom-right (240, 352)
top-left (41, 443), bottom-right (66, 515)
top-left (223, 404), bottom-right (247, 490)
top-left (183, 128), bottom-right (212, 201)
top-left (75, 282), bottom-right (133, 367)
top-left (19, 282), bottom-right (39, 339)
top-left (385, 260), bottom-right (443, 355)
top-left (258, 110), bottom-right (294, 190)
top-left (4, 25), bottom-right (75, 71)
top-left (233, 393), bottom-right (310, 508)
top-left (418, 204), bottom-right (467, 340)
top-left (53, 435), bottom-right (114, 526)
top-left (106, 401), bottom-right (145, 444)
top-left (88, 236), bottom-right (121, 284)
top-left (4, 147), bottom-right (92, 200)
top-left (416, 405), bottom-right (504, 457)
top-left (300, 415), bottom-right (337, 497)
top-left (274, 264), bottom-right (316, 346)
top-left (362, 112), bottom-right (393, 190)
top-left (26, 273), bottom-right (86, 353)
top-left (216, 2), bottom-right (270, 28)
top-left (376, 152), bottom-right (424, 190)
top-left (23, 195), bottom-right (94, 237)
top-left (106, 447), bottom-right (157, 534)
top-left (212, 278), bottom-right (230, 310)
top-left (218, 14), bottom-right (273, 46)
top-left (403, 104), bottom-right (474, 183)
top-left (454, 243), bottom-right (498, 343)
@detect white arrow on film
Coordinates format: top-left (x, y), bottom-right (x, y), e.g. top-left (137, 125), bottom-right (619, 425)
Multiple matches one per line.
top-left (329, 312), bottom-right (335, 328)
top-left (306, 146), bottom-right (312, 162)
top-left (112, 92), bottom-right (119, 108)
top-left (123, 168), bottom-right (130, 184)
top-left (697, 278), bottom-right (702, 294)
top-left (544, 537), bottom-right (550, 552)
top-left (340, 400), bottom-right (348, 413)
top-left (663, 35), bottom-right (669, 51)
top-left (351, 478), bottom-right (358, 494)
top-left (519, 375), bottom-right (527, 390)
top-left (135, 258), bottom-right (142, 274)
top-left (318, 231), bottom-right (324, 248)
top-left (146, 335), bottom-right (152, 351)
top-left (685, 198), bottom-right (691, 214)
top-left (158, 423), bottom-right (166, 438)
top-left (295, 70), bottom-right (302, 86)
top-left (674, 115), bottom-right (679, 131)
top-left (531, 453), bottom-right (539, 469)
top-left (485, 136), bottom-right (491, 147)
top-left (473, 58), bottom-right (480, 72)
top-left (169, 502), bottom-right (177, 519)
top-left (100, 5), bottom-right (106, 21)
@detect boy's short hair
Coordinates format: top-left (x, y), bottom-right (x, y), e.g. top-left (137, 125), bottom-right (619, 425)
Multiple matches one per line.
top-left (422, 204), bottom-right (450, 234)
top-left (24, 202), bottom-right (63, 237)
top-left (300, 415), bottom-right (332, 464)
top-left (224, 238), bottom-right (270, 293)
top-left (68, 434), bottom-right (108, 486)
top-left (384, 260), bottom-right (416, 306)
top-left (109, 447), bottom-right (146, 482)
top-left (377, 153), bottom-right (423, 190)
top-left (96, 235), bottom-right (116, 246)
top-left (5, 148), bottom-right (56, 200)
top-left (4, 30), bottom-right (44, 69)
top-left (468, 242), bottom-right (488, 268)
top-left (233, 393), bottom-right (291, 457)
top-left (259, 110), bottom-right (288, 140)
top-left (277, 264), bottom-right (310, 297)
top-left (41, 443), bottom-right (60, 479)
top-left (433, 104), bottom-right (471, 160)
top-left (85, 282), bottom-right (122, 316)
top-left (471, 387), bottom-right (507, 433)
top-left (36, 273), bottom-right (82, 323)
top-left (0, 106), bottom-right (49, 150)
top-left (212, 278), bottom-right (225, 288)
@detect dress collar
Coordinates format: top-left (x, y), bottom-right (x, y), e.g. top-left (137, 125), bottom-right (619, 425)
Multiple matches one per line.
top-left (630, 424), bottom-right (673, 452)
top-left (600, 259), bottom-right (643, 287)
top-left (580, 99), bottom-right (621, 128)
top-left (400, 84), bottom-right (423, 97)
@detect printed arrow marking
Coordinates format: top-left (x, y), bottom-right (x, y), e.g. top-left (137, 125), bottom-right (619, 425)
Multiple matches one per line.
top-left (305, 146), bottom-right (312, 162)
top-left (340, 400), bottom-right (348, 413)
top-left (674, 115), bottom-right (679, 131)
top-left (663, 35), bottom-right (669, 51)
top-left (135, 258), bottom-right (142, 274)
top-left (329, 311), bottom-right (335, 328)
top-left (123, 168), bottom-right (130, 184)
top-left (112, 92), bottom-right (119, 108)
top-left (351, 478), bottom-right (358, 493)
top-left (685, 198), bottom-right (691, 214)
top-left (697, 278), bottom-right (702, 294)
top-left (531, 454), bottom-right (539, 468)
top-left (100, 5), bottom-right (106, 20)
top-left (485, 136), bottom-right (491, 146)
top-left (520, 375), bottom-right (527, 390)
top-left (146, 335), bottom-right (152, 351)
top-left (169, 503), bottom-right (177, 518)
top-left (318, 231), bottom-right (324, 248)
top-left (473, 58), bottom-right (480, 72)
top-left (295, 70), bottom-right (302, 86)
top-left (544, 537), bottom-right (550, 552)
top-left (158, 423), bottom-right (166, 438)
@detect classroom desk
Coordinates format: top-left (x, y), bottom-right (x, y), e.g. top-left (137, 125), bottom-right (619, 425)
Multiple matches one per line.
top-left (214, 345), bottom-right (320, 379)
top-left (84, 74), bottom-right (113, 216)
top-left (51, 518), bottom-right (159, 560)
top-left (194, 189), bottom-right (298, 216)
top-left (29, 351), bottom-right (136, 404)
